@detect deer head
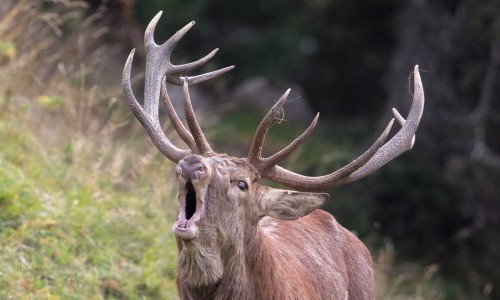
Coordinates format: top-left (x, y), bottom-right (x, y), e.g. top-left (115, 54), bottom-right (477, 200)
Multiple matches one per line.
top-left (122, 11), bottom-right (424, 288)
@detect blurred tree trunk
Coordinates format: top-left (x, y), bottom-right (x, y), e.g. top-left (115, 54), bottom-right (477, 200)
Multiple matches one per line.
top-left (388, 0), bottom-right (500, 164)
top-left (383, 0), bottom-right (500, 296)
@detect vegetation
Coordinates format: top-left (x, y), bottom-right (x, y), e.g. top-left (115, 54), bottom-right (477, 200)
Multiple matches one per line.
top-left (0, 108), bottom-right (179, 298)
top-left (1, 0), bottom-right (498, 299)
top-left (0, 1), bottom-right (180, 298)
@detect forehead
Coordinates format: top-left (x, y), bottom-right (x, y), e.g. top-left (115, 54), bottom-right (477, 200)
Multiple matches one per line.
top-left (208, 155), bottom-right (258, 180)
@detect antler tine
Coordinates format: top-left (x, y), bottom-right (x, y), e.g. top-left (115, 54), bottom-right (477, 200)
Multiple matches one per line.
top-left (257, 113), bottom-right (320, 171)
top-left (172, 48), bottom-right (219, 74)
top-left (161, 78), bottom-right (196, 150)
top-left (262, 118), bottom-right (395, 190)
top-left (392, 107), bottom-right (415, 148)
top-left (142, 11), bottom-right (172, 119)
top-left (123, 11), bottom-right (233, 162)
top-left (166, 66), bottom-right (236, 85)
top-left (182, 78), bottom-right (213, 154)
top-left (247, 89), bottom-right (290, 164)
top-left (122, 49), bottom-right (190, 162)
top-left (260, 65), bottom-right (424, 191)
top-left (144, 11), bottom-right (168, 47)
top-left (154, 13), bottom-right (234, 86)
top-left (331, 65), bottom-right (424, 183)
top-left (326, 118), bottom-right (395, 179)
top-left (162, 19), bottom-right (195, 50)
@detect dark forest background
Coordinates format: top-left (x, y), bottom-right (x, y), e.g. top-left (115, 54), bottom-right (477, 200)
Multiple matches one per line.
top-left (1, 0), bottom-right (499, 298)
top-left (89, 0), bottom-right (500, 297)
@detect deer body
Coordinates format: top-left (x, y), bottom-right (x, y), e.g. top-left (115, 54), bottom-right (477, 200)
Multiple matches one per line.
top-left (173, 155), bottom-right (374, 299)
top-left (172, 155), bottom-right (374, 300)
top-left (122, 11), bottom-right (424, 300)
top-left (177, 210), bottom-right (374, 300)
top-left (178, 210), bottom-right (375, 299)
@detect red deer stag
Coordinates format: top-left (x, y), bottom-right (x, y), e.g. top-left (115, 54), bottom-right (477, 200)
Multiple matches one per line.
top-left (122, 11), bottom-right (424, 300)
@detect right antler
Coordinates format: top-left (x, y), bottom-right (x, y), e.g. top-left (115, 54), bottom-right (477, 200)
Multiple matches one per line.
top-left (122, 11), bottom-right (233, 162)
top-left (247, 65), bottom-right (424, 191)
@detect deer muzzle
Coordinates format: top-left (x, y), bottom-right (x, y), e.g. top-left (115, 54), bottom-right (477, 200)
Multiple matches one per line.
top-left (173, 155), bottom-right (210, 241)
top-left (177, 155), bottom-right (209, 181)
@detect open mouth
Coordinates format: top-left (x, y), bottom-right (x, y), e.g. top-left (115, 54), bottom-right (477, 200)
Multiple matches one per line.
top-left (173, 180), bottom-right (203, 240)
top-left (185, 181), bottom-right (196, 220)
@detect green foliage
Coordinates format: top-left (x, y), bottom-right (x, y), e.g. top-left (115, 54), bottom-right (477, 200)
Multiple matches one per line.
top-left (0, 102), bottom-right (180, 299)
top-left (0, 40), bottom-right (15, 57)
top-left (0, 124), bottom-right (38, 228)
top-left (0, 1), bottom-right (180, 297)
top-left (37, 95), bottom-right (63, 108)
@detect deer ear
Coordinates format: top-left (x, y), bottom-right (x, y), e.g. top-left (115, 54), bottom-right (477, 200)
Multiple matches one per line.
top-left (257, 186), bottom-right (329, 220)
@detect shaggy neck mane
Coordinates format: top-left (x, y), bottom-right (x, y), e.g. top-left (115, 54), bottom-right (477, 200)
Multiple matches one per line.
top-left (176, 220), bottom-right (281, 299)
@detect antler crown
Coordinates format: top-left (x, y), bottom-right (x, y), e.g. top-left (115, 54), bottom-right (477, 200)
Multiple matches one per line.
top-left (122, 12), bottom-right (425, 191)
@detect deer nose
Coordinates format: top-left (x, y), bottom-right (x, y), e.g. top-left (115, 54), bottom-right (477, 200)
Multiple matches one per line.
top-left (177, 155), bottom-right (208, 181)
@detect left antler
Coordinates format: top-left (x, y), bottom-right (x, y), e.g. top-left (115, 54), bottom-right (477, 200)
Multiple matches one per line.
top-left (247, 65), bottom-right (424, 191)
top-left (122, 11), bottom-right (233, 162)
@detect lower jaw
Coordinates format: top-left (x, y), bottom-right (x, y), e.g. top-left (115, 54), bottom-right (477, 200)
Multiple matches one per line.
top-left (173, 223), bottom-right (198, 241)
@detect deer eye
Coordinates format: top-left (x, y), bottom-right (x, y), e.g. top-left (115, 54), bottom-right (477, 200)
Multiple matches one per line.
top-left (237, 180), bottom-right (248, 191)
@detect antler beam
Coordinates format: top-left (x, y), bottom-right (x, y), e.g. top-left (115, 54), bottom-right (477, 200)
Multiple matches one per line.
top-left (122, 11), bottom-right (233, 162)
top-left (252, 65), bottom-right (424, 191)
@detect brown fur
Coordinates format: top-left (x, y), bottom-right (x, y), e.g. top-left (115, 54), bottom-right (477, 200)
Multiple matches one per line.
top-left (173, 155), bottom-right (375, 300)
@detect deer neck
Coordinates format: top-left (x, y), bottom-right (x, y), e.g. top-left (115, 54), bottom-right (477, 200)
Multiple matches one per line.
top-left (176, 218), bottom-right (280, 299)
top-left (246, 223), bottom-right (284, 299)
top-left (175, 219), bottom-right (250, 298)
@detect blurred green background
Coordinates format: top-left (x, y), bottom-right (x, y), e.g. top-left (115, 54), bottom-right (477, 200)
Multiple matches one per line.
top-left (1, 0), bottom-right (499, 299)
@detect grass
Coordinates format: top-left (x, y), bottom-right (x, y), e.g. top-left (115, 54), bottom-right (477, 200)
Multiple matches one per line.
top-left (0, 1), bottom-right (484, 299)
top-left (0, 74), bottom-right (180, 299)
top-left (0, 128), bottom-right (180, 299)
top-left (0, 1), bottom-right (181, 298)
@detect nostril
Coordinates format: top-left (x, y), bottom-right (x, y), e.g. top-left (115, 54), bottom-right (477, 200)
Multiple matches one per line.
top-left (179, 157), bottom-right (208, 181)
top-left (192, 165), bottom-right (206, 180)
top-left (194, 169), bottom-right (206, 180)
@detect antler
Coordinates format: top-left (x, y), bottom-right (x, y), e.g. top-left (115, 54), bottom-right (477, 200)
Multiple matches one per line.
top-left (247, 89), bottom-right (320, 171)
top-left (248, 65), bottom-right (424, 191)
top-left (122, 11), bottom-right (233, 162)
